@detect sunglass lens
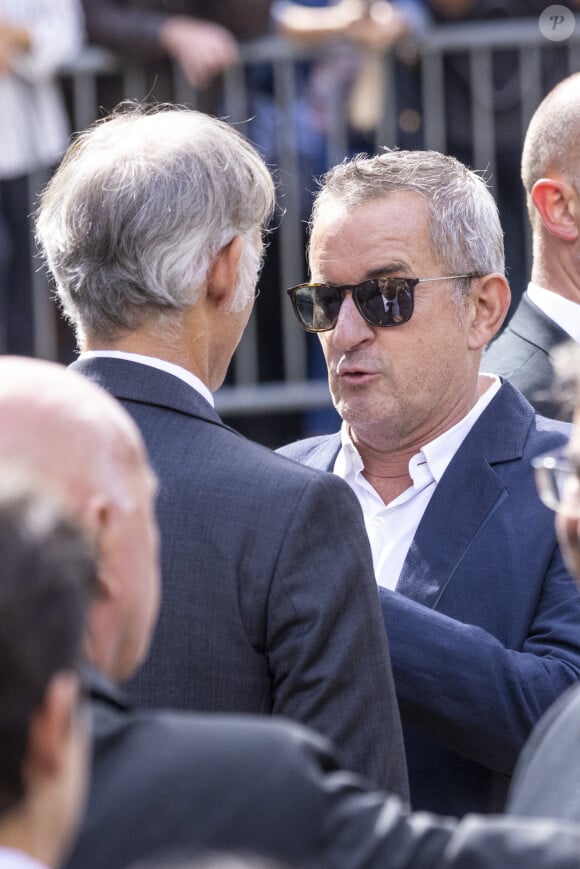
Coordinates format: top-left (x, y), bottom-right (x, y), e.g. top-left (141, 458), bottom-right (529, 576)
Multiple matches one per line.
top-left (295, 285), bottom-right (342, 331)
top-left (359, 279), bottom-right (413, 326)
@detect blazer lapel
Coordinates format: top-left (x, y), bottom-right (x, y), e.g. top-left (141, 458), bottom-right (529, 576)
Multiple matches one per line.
top-left (286, 433), bottom-right (342, 471)
top-left (396, 382), bottom-right (532, 607)
top-left (509, 292), bottom-right (570, 354)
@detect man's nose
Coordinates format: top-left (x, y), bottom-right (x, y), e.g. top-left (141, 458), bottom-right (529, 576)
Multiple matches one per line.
top-left (330, 291), bottom-right (375, 352)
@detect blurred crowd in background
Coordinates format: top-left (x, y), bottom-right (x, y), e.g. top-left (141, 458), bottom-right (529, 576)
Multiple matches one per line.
top-left (1, 0), bottom-right (578, 444)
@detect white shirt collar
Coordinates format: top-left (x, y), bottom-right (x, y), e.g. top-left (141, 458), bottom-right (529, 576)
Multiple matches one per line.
top-left (337, 374), bottom-right (501, 493)
top-left (527, 282), bottom-right (580, 343)
top-left (79, 350), bottom-right (215, 408)
top-left (0, 847), bottom-right (48, 869)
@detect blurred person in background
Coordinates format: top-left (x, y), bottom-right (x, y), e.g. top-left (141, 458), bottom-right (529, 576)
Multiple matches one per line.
top-left (0, 0), bottom-right (84, 356)
top-left (483, 72), bottom-right (580, 421)
top-left (0, 478), bottom-right (94, 869)
top-left (81, 0), bottom-right (272, 93)
top-left (426, 0), bottom-right (580, 316)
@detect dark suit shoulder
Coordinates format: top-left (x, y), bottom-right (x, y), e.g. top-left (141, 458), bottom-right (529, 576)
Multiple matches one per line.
top-left (482, 296), bottom-right (572, 420)
top-left (507, 684), bottom-right (580, 821)
top-left (68, 685), bottom-right (387, 869)
top-left (277, 432), bottom-right (341, 470)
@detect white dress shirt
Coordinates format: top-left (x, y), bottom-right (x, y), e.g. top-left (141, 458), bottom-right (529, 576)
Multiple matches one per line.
top-left (527, 282), bottom-right (580, 343)
top-left (79, 350), bottom-right (215, 408)
top-left (334, 376), bottom-right (501, 590)
top-left (0, 848), bottom-right (47, 869)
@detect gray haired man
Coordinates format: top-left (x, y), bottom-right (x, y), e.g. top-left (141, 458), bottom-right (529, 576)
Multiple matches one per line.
top-left (35, 105), bottom-right (407, 795)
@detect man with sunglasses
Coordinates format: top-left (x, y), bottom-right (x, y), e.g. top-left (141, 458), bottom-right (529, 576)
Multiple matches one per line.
top-left (279, 148), bottom-right (580, 817)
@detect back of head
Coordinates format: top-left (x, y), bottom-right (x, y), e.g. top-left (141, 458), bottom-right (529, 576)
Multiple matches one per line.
top-left (0, 357), bottom-right (160, 684)
top-left (0, 356), bottom-right (147, 510)
top-left (35, 105), bottom-right (276, 345)
top-left (0, 477), bottom-right (95, 816)
top-left (310, 148), bottom-right (505, 285)
top-left (521, 72), bottom-right (580, 223)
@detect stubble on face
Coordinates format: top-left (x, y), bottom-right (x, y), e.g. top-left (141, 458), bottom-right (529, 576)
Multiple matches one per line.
top-left (309, 193), bottom-right (477, 454)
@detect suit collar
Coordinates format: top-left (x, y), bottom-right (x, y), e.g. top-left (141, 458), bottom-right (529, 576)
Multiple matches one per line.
top-left (302, 433), bottom-right (342, 471)
top-left (70, 356), bottom-right (240, 436)
top-left (395, 381), bottom-right (535, 605)
top-left (506, 292), bottom-right (570, 353)
top-left (79, 350), bottom-right (215, 407)
top-left (298, 383), bottom-right (539, 608)
top-left (83, 664), bottom-right (130, 712)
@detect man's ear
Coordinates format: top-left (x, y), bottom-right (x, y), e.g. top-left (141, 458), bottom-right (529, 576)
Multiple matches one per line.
top-left (24, 672), bottom-right (81, 779)
top-left (531, 178), bottom-right (580, 242)
top-left (467, 273), bottom-right (511, 350)
top-left (207, 236), bottom-right (244, 306)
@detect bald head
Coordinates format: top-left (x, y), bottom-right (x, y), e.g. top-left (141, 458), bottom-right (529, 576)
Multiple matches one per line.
top-left (0, 357), bottom-right (144, 505)
top-left (0, 357), bottom-right (160, 681)
top-left (521, 73), bottom-right (580, 217)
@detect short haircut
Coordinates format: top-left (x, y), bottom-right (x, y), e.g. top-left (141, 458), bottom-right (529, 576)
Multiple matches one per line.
top-left (521, 72), bottom-right (580, 222)
top-left (309, 149), bottom-right (505, 296)
top-left (35, 104), bottom-right (276, 344)
top-left (0, 478), bottom-right (96, 815)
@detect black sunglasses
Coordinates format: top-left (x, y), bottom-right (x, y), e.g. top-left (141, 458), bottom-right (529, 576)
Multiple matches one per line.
top-left (286, 274), bottom-right (481, 333)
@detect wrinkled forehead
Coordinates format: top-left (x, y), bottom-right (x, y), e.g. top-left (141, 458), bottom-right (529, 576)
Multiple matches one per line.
top-left (308, 191), bottom-right (433, 280)
top-left (310, 190), bottom-right (430, 246)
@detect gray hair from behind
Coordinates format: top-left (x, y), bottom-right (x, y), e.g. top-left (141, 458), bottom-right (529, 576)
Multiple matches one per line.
top-left (35, 104), bottom-right (276, 344)
top-left (309, 149), bottom-right (505, 298)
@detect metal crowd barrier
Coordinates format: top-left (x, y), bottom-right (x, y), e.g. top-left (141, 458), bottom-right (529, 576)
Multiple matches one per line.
top-left (35, 16), bottom-right (580, 431)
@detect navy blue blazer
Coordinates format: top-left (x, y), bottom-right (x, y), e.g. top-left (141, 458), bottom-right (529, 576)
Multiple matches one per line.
top-left (64, 668), bottom-right (580, 869)
top-left (71, 356), bottom-right (408, 797)
top-left (278, 381), bottom-right (580, 816)
top-left (482, 292), bottom-right (572, 420)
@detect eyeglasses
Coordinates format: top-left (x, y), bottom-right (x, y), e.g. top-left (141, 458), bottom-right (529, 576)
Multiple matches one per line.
top-left (286, 274), bottom-right (481, 333)
top-left (533, 449), bottom-right (580, 517)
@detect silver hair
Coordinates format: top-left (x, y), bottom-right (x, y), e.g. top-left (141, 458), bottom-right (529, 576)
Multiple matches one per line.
top-left (35, 105), bottom-right (276, 343)
top-left (309, 149), bottom-right (505, 299)
top-left (229, 235), bottom-right (264, 313)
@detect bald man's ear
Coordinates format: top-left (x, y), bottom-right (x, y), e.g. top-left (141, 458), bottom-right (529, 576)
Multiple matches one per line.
top-left (531, 178), bottom-right (579, 242)
top-left (467, 273), bottom-right (511, 350)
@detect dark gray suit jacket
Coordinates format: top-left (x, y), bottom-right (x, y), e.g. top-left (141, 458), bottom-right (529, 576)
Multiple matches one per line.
top-left (71, 356), bottom-right (407, 796)
top-left (278, 382), bottom-right (580, 817)
top-left (507, 682), bottom-right (580, 822)
top-left (482, 291), bottom-right (573, 420)
top-left (64, 668), bottom-right (580, 869)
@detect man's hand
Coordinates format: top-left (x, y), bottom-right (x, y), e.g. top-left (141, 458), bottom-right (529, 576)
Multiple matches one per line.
top-left (347, 2), bottom-right (410, 49)
top-left (0, 21), bottom-right (31, 74)
top-left (159, 16), bottom-right (239, 90)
